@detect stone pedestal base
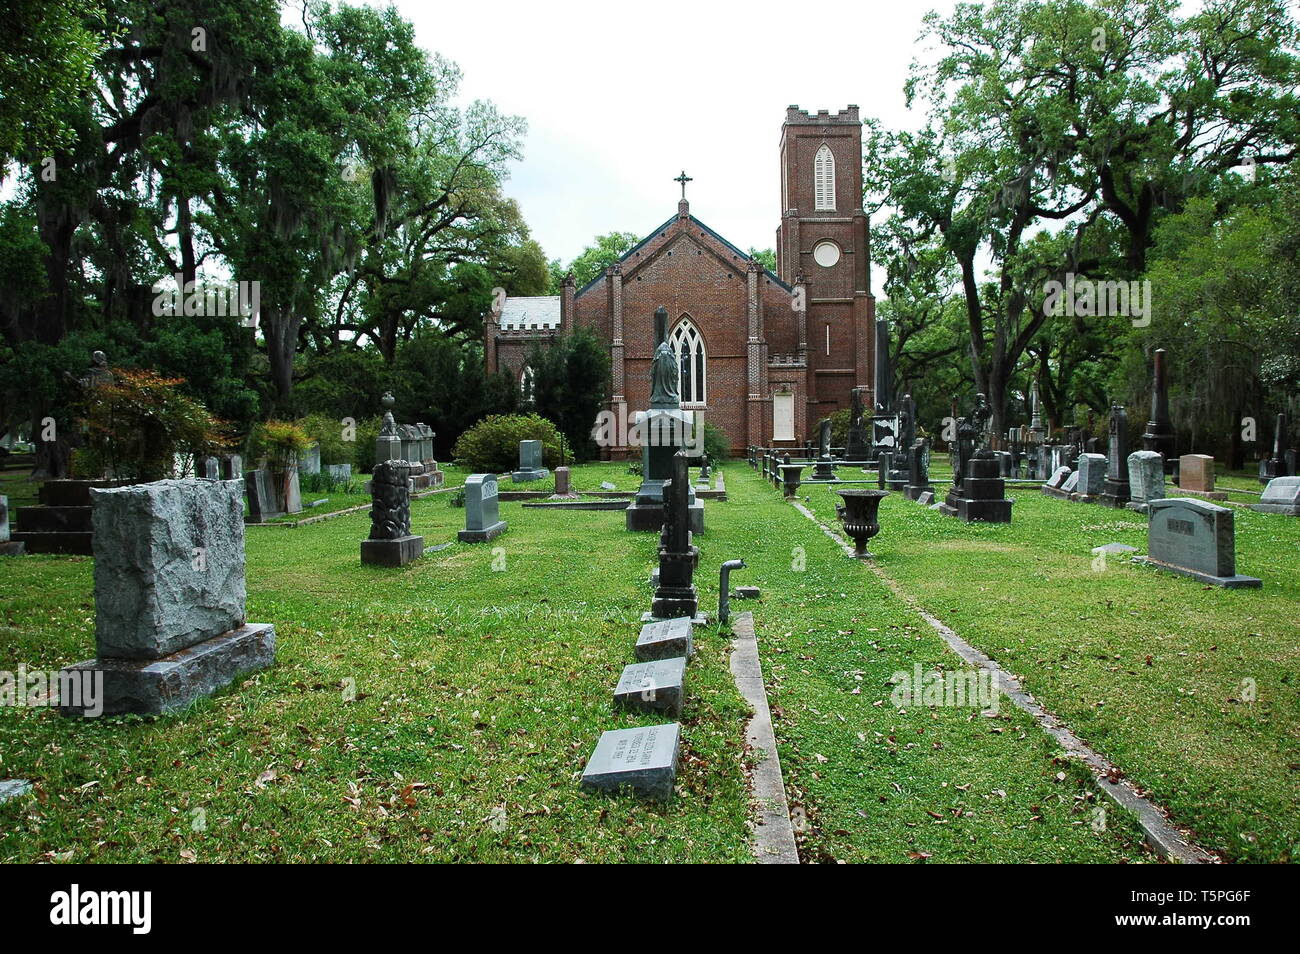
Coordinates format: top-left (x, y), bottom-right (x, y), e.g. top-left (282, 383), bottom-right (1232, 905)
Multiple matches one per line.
top-left (0, 541), bottom-right (25, 556)
top-left (361, 534), bottom-right (424, 566)
top-left (1174, 487), bottom-right (1228, 501)
top-left (59, 623), bottom-right (276, 717)
top-left (1134, 557), bottom-right (1261, 589)
top-left (938, 495), bottom-right (1013, 522)
top-left (1098, 477), bottom-right (1132, 508)
top-left (458, 520), bottom-right (507, 543)
top-left (625, 500), bottom-right (704, 533)
top-left (511, 468), bottom-right (549, 482)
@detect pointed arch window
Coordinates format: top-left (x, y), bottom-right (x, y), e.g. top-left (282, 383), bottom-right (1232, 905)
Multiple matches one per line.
top-left (520, 364), bottom-right (536, 403)
top-left (814, 143), bottom-right (836, 211)
top-left (670, 318), bottom-right (706, 406)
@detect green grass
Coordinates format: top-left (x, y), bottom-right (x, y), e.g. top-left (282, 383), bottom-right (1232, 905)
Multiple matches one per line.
top-left (0, 472), bottom-right (751, 862)
top-left (795, 472), bottom-right (1300, 863)
top-left (1, 457), bottom-right (1290, 863)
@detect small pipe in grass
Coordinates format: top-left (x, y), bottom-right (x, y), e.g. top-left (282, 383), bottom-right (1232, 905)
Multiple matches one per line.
top-left (719, 558), bottom-right (746, 626)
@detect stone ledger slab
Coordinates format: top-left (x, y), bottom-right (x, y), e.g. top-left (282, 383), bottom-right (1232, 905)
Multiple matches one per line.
top-left (580, 723), bottom-right (681, 802)
top-left (613, 657), bottom-right (687, 717)
top-left (60, 622), bottom-right (276, 717)
top-left (635, 617), bottom-right (694, 661)
top-left (1138, 498), bottom-right (1261, 588)
top-left (1251, 476), bottom-right (1300, 516)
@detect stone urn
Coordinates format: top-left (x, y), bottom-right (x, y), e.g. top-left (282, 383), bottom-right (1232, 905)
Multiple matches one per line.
top-left (836, 489), bottom-right (888, 558)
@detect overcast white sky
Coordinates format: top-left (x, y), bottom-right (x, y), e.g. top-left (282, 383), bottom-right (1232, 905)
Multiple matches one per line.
top-left (384, 0), bottom-right (961, 282)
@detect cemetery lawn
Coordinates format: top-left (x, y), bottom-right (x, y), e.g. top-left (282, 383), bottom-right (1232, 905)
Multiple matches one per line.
top-left (0, 462), bottom-right (753, 862)
top-left (2, 460), bottom-right (1286, 863)
top-left (797, 474), bottom-right (1300, 863)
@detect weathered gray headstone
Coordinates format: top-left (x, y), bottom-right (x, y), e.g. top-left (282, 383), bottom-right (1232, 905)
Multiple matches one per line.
top-left (200, 456), bottom-right (221, 480)
top-left (1046, 465), bottom-right (1071, 489)
top-left (458, 473), bottom-right (507, 542)
top-left (917, 490), bottom-right (935, 506)
top-left (1061, 470), bottom-right (1080, 494)
top-left (1076, 453), bottom-right (1107, 498)
top-left (613, 657), bottom-right (686, 717)
top-left (733, 585), bottom-right (761, 599)
top-left (244, 468), bottom-right (283, 522)
top-left (1127, 450), bottom-right (1165, 512)
top-left (1140, 498), bottom-right (1261, 588)
top-left (1251, 476), bottom-right (1300, 516)
top-left (91, 479), bottom-right (247, 659)
top-left (327, 463), bottom-right (352, 482)
top-left (511, 440), bottom-right (549, 482)
top-left (0, 494), bottom-right (9, 541)
top-left (59, 478), bottom-right (276, 716)
top-left (299, 443), bottom-right (321, 476)
top-left (635, 616), bottom-right (694, 661)
top-left (580, 723), bottom-right (681, 802)
top-left (552, 466), bottom-right (576, 498)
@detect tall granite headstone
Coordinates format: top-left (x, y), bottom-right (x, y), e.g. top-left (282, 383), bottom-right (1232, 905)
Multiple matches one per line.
top-left (1141, 348), bottom-right (1176, 472)
top-left (904, 439), bottom-right (934, 501)
top-left (1099, 405), bottom-right (1132, 508)
top-left (59, 479), bottom-right (276, 716)
top-left (1075, 453), bottom-right (1107, 500)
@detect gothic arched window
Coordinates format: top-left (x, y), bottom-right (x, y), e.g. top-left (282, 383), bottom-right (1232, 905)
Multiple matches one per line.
top-left (670, 318), bottom-right (706, 405)
top-left (520, 364), bottom-right (535, 403)
top-left (814, 143), bottom-right (836, 211)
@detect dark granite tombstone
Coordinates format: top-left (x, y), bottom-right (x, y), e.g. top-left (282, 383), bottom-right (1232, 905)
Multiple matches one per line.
top-left (1141, 348), bottom-right (1177, 472)
top-left (627, 307), bottom-right (703, 532)
top-left (845, 387), bottom-right (870, 460)
top-left (648, 452), bottom-right (701, 621)
top-left (361, 460), bottom-right (423, 566)
top-left (1259, 413), bottom-right (1288, 485)
top-left (904, 439), bottom-right (934, 501)
top-left (812, 419), bottom-right (837, 480)
top-left (581, 723), bottom-right (681, 802)
top-left (1140, 498), bottom-right (1260, 587)
top-left (614, 657), bottom-right (686, 717)
top-left (1099, 405), bottom-right (1132, 508)
top-left (946, 441), bottom-right (1013, 522)
top-left (244, 467), bottom-right (283, 522)
top-left (458, 473), bottom-right (507, 542)
top-left (874, 319), bottom-right (893, 414)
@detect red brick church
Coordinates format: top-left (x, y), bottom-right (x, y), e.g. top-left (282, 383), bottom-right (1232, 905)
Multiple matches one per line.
top-left (484, 105), bottom-right (877, 456)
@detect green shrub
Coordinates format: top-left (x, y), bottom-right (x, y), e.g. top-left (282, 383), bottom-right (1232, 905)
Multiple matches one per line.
top-left (703, 421), bottom-right (730, 462)
top-left (250, 419), bottom-right (312, 471)
top-left (351, 415), bottom-right (383, 474)
top-left (452, 413), bottom-right (570, 473)
top-left (297, 413), bottom-right (352, 465)
top-left (828, 408), bottom-right (852, 447)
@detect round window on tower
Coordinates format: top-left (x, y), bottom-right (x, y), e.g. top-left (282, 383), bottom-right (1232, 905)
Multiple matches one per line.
top-left (813, 240), bottom-right (841, 268)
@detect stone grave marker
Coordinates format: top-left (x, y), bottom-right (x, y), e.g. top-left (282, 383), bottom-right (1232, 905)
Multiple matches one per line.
top-left (458, 473), bottom-right (508, 543)
top-left (299, 443), bottom-right (321, 476)
top-left (0, 494), bottom-right (21, 555)
top-left (360, 460), bottom-right (424, 566)
top-left (613, 657), bottom-right (686, 717)
top-left (1075, 453), bottom-right (1107, 500)
top-left (512, 440), bottom-right (549, 482)
top-left (917, 490), bottom-right (934, 506)
top-left (581, 722), bottom-right (681, 802)
top-left (1178, 454), bottom-right (1227, 499)
top-left (1126, 450), bottom-right (1166, 512)
top-left (59, 479), bottom-right (276, 716)
top-left (1251, 476), bottom-right (1300, 516)
top-left (1061, 470), bottom-right (1080, 494)
top-left (244, 468), bottom-right (283, 522)
top-left (1139, 498), bottom-right (1261, 588)
top-left (635, 616), bottom-right (694, 661)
